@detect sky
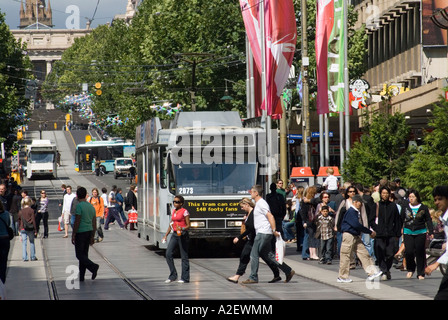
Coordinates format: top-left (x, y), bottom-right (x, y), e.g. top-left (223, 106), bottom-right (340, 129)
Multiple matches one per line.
top-left (1, 0), bottom-right (131, 30)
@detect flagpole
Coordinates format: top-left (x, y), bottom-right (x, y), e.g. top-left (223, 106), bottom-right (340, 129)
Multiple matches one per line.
top-left (260, 0), bottom-right (272, 189)
top-left (301, 0), bottom-right (310, 168)
top-left (319, 114), bottom-right (324, 167)
top-left (343, 0), bottom-right (350, 158)
top-left (324, 113), bottom-right (330, 165)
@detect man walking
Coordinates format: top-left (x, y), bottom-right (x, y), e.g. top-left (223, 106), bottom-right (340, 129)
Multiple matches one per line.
top-left (425, 186), bottom-right (448, 300)
top-left (71, 187), bottom-right (99, 282)
top-left (242, 185), bottom-right (295, 284)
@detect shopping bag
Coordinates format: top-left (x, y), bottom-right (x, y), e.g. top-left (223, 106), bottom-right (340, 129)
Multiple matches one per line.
top-left (128, 209), bottom-right (138, 223)
top-left (275, 235), bottom-right (286, 264)
top-left (57, 216), bottom-right (64, 232)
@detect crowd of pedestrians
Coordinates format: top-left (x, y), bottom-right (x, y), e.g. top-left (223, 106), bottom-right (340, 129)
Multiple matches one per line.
top-left (0, 178), bottom-right (139, 299)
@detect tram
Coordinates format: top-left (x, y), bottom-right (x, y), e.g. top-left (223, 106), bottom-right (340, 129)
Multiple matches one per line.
top-left (26, 139), bottom-right (57, 179)
top-left (135, 111), bottom-right (270, 248)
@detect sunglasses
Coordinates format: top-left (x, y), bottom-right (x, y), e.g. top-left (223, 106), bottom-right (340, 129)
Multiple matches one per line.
top-left (173, 200), bottom-right (182, 204)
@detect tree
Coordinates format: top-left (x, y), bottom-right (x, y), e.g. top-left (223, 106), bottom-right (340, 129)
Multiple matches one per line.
top-left (342, 111), bottom-right (411, 187)
top-left (403, 101), bottom-right (448, 206)
top-left (0, 11), bottom-right (33, 150)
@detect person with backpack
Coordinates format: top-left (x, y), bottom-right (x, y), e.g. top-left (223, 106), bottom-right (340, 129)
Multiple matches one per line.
top-left (18, 197), bottom-right (37, 262)
top-left (89, 188), bottom-right (104, 242)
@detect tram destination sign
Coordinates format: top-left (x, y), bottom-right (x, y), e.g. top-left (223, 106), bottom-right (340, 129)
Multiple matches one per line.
top-left (184, 199), bottom-right (246, 219)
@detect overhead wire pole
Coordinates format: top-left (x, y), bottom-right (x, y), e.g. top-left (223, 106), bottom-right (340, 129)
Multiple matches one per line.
top-left (173, 53), bottom-right (215, 111)
top-left (301, 0), bottom-right (310, 167)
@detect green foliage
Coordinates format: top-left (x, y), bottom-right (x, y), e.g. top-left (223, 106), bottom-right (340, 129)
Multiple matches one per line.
top-left (342, 111), bottom-right (411, 187)
top-left (0, 11), bottom-right (32, 148)
top-left (403, 102), bottom-right (448, 206)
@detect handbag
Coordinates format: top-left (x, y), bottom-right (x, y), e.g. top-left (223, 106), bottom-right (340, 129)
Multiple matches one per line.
top-left (0, 216), bottom-right (14, 241)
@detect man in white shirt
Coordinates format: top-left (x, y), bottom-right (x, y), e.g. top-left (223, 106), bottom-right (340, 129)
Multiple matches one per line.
top-left (62, 186), bottom-right (76, 238)
top-left (242, 185), bottom-right (295, 284)
top-left (425, 185), bottom-right (448, 300)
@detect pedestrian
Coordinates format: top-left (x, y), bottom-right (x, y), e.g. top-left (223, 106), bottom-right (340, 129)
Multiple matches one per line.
top-left (399, 188), bottom-right (433, 280)
top-left (162, 195), bottom-right (190, 283)
top-left (35, 190), bottom-right (49, 238)
top-left (88, 188), bottom-right (104, 242)
top-left (9, 189), bottom-right (21, 236)
top-left (425, 186), bottom-right (448, 300)
top-left (293, 186), bottom-right (305, 252)
top-left (71, 187), bottom-right (99, 282)
top-left (18, 197), bottom-right (37, 262)
top-left (322, 167), bottom-right (339, 196)
top-left (337, 194), bottom-right (382, 283)
top-left (116, 188), bottom-right (127, 224)
top-left (371, 186), bottom-right (402, 280)
top-left (124, 185), bottom-right (138, 230)
top-left (276, 179), bottom-right (287, 200)
top-left (104, 185), bottom-right (124, 230)
top-left (266, 182), bottom-right (286, 239)
top-left (299, 186), bottom-right (320, 260)
top-left (0, 200), bottom-right (11, 299)
top-left (315, 205), bottom-right (335, 264)
top-left (62, 185), bottom-right (76, 238)
top-left (242, 185), bottom-right (295, 284)
top-left (227, 198), bottom-right (256, 283)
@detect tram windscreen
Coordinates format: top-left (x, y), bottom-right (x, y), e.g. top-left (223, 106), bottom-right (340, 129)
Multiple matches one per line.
top-left (173, 163), bottom-right (255, 195)
top-left (28, 152), bottom-right (54, 163)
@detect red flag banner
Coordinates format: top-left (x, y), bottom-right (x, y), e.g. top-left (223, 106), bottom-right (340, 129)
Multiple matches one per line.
top-left (315, 0), bottom-right (335, 115)
top-left (241, 0), bottom-right (297, 119)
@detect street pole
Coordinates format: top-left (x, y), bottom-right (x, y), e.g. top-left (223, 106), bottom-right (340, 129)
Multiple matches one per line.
top-left (280, 99), bottom-right (288, 184)
top-left (301, 0), bottom-right (310, 167)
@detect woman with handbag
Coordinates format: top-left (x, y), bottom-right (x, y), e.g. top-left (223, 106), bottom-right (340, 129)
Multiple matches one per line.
top-left (0, 200), bottom-right (11, 298)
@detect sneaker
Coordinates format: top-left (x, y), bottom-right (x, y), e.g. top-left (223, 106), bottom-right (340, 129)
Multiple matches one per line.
top-left (165, 279), bottom-right (176, 283)
top-left (367, 271), bottom-right (382, 281)
top-left (337, 277), bottom-right (353, 283)
top-left (177, 279), bottom-right (189, 283)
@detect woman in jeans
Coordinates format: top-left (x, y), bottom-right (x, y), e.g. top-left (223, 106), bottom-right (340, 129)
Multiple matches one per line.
top-left (227, 198), bottom-right (256, 283)
top-left (162, 195), bottom-right (190, 283)
top-left (401, 188), bottom-right (433, 279)
top-left (36, 190), bottom-right (49, 238)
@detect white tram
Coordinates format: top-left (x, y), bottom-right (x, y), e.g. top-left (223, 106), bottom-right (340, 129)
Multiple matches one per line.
top-left (26, 139), bottom-right (58, 179)
top-left (135, 111), bottom-right (270, 248)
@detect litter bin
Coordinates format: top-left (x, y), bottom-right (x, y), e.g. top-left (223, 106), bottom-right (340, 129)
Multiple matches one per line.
top-left (290, 167), bottom-right (315, 189)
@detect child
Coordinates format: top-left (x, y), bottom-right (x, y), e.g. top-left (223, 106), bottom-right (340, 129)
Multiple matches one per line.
top-left (315, 206), bottom-right (335, 264)
top-left (322, 168), bottom-right (339, 195)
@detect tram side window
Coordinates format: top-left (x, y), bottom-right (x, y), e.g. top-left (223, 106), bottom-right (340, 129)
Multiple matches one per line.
top-left (160, 147), bottom-right (167, 189)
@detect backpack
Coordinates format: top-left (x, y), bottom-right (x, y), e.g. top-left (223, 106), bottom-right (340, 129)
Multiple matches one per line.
top-left (336, 205), bottom-right (347, 232)
top-left (22, 217), bottom-right (34, 231)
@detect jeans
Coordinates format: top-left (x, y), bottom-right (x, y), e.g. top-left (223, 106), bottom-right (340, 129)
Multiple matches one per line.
top-left (74, 231), bottom-right (98, 280)
top-left (21, 230), bottom-right (36, 261)
top-left (166, 232), bottom-right (190, 282)
top-left (95, 216), bottom-right (104, 240)
top-left (104, 207), bottom-right (124, 229)
top-left (282, 221), bottom-right (295, 241)
top-left (35, 211), bottom-right (49, 237)
top-left (236, 240), bottom-right (253, 276)
top-left (301, 231), bottom-right (310, 259)
top-left (248, 233), bottom-right (292, 282)
top-left (320, 237), bottom-right (334, 262)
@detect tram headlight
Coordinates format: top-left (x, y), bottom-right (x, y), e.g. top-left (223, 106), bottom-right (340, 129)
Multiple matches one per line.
top-left (190, 221), bottom-right (205, 228)
top-left (227, 221), bottom-right (243, 227)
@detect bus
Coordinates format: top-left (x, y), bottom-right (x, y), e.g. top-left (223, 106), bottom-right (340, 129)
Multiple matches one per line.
top-left (135, 111), bottom-right (270, 249)
top-left (75, 140), bottom-right (135, 173)
top-left (27, 140), bottom-right (57, 179)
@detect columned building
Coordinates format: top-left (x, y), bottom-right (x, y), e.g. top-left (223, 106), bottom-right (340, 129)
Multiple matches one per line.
top-left (352, 0), bottom-right (448, 138)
